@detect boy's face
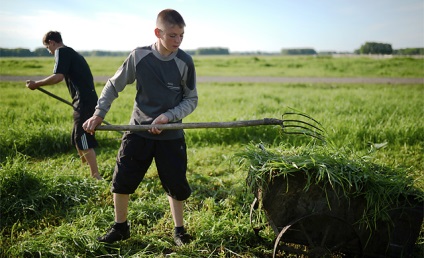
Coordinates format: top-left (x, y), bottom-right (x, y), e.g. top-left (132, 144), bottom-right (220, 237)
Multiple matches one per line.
top-left (44, 40), bottom-right (59, 55)
top-left (156, 24), bottom-right (184, 55)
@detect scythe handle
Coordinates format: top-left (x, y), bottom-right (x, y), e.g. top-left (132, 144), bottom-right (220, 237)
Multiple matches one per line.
top-left (36, 87), bottom-right (119, 130)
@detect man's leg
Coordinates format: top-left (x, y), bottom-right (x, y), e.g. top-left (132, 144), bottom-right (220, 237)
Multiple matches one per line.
top-left (77, 148), bottom-right (102, 180)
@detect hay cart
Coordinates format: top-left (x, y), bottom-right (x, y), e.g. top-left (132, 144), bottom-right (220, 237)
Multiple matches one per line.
top-left (249, 170), bottom-right (423, 258)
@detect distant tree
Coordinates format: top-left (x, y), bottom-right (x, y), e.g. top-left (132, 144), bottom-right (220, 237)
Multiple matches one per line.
top-left (359, 42), bottom-right (393, 54)
top-left (0, 48), bottom-right (34, 57)
top-left (393, 48), bottom-right (424, 55)
top-left (78, 50), bottom-right (129, 57)
top-left (281, 48), bottom-right (317, 55)
top-left (184, 49), bottom-right (196, 55)
top-left (0, 48), bottom-right (130, 57)
top-left (33, 47), bottom-right (50, 56)
top-left (0, 48), bottom-right (12, 57)
top-left (195, 47), bottom-right (229, 55)
top-left (318, 51), bottom-right (337, 55)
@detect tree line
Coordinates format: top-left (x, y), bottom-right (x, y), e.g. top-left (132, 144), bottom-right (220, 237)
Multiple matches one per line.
top-left (0, 47), bottom-right (230, 57)
top-left (0, 47), bottom-right (132, 57)
top-left (1, 43), bottom-right (423, 57)
top-left (353, 42), bottom-right (424, 55)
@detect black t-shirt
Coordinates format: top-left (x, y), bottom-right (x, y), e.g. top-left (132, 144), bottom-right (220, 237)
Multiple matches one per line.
top-left (53, 46), bottom-right (98, 109)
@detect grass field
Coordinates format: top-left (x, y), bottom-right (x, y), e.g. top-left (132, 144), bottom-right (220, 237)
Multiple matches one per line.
top-left (1, 56), bottom-right (423, 257)
top-left (1, 55), bottom-right (424, 77)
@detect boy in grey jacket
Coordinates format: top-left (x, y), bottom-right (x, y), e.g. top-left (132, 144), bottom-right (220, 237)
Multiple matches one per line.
top-left (83, 9), bottom-right (198, 246)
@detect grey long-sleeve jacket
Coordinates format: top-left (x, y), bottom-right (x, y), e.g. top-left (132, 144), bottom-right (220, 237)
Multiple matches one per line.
top-left (94, 43), bottom-right (198, 140)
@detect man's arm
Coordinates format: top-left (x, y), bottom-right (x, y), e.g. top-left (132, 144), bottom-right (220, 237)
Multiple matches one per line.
top-left (26, 74), bottom-right (64, 90)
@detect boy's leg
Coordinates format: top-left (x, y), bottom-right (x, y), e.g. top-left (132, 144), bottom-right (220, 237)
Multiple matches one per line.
top-left (168, 195), bottom-right (184, 227)
top-left (73, 106), bottom-right (100, 179)
top-left (168, 195), bottom-right (191, 246)
top-left (114, 193), bottom-right (130, 223)
top-left (77, 147), bottom-right (87, 163)
top-left (155, 138), bottom-right (192, 246)
top-left (97, 193), bottom-right (130, 243)
top-left (98, 134), bottom-right (151, 244)
top-left (77, 147), bottom-right (102, 180)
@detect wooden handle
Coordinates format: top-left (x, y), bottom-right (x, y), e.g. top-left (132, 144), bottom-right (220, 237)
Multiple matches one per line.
top-left (96, 118), bottom-right (283, 131)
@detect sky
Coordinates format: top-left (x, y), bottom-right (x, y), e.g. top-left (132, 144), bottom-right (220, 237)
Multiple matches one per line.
top-left (0, 0), bottom-right (423, 53)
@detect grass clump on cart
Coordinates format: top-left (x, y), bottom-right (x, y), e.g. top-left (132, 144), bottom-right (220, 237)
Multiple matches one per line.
top-left (238, 143), bottom-right (424, 230)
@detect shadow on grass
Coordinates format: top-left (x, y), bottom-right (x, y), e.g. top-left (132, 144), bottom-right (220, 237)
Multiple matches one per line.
top-left (0, 130), bottom-right (123, 163)
top-left (0, 155), bottom-right (101, 232)
top-left (0, 131), bottom-right (72, 162)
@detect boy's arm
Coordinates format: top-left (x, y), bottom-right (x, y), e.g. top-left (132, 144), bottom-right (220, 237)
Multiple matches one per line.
top-left (94, 53), bottom-right (137, 119)
top-left (84, 53), bottom-right (136, 134)
top-left (26, 74), bottom-right (64, 89)
top-left (164, 58), bottom-right (198, 122)
top-left (163, 85), bottom-right (198, 122)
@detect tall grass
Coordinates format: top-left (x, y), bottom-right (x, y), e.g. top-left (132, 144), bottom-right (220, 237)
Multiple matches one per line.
top-left (1, 62), bottom-right (423, 256)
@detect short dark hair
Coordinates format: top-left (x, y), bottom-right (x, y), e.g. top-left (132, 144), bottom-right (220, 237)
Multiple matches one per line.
top-left (43, 31), bottom-right (63, 45)
top-left (156, 9), bottom-right (185, 28)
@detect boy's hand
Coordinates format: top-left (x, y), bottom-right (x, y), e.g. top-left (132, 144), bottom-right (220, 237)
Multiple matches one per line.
top-left (83, 115), bottom-right (103, 135)
top-left (26, 80), bottom-right (39, 90)
top-left (149, 114), bottom-right (169, 134)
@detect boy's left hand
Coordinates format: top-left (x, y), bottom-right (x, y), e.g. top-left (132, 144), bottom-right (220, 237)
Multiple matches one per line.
top-left (149, 114), bottom-right (169, 134)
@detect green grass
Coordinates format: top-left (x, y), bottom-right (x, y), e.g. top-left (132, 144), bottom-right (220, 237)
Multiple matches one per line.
top-left (193, 55), bottom-right (424, 77)
top-left (1, 56), bottom-right (423, 257)
top-left (0, 57), bottom-right (127, 76)
top-left (1, 55), bottom-right (424, 77)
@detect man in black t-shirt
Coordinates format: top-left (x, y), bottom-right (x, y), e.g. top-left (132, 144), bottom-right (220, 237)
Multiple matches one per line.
top-left (26, 31), bottom-right (102, 180)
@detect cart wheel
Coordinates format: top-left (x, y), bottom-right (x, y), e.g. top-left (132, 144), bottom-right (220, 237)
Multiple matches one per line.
top-left (273, 213), bottom-right (363, 258)
top-left (385, 206), bottom-right (424, 256)
top-left (250, 197), bottom-right (268, 241)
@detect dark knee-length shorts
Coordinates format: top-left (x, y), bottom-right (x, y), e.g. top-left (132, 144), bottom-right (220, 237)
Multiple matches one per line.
top-left (72, 105), bottom-right (98, 150)
top-left (111, 133), bottom-right (191, 201)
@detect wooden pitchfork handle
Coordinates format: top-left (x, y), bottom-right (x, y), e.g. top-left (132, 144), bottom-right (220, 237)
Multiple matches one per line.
top-left (96, 118), bottom-right (284, 131)
top-left (96, 114), bottom-right (326, 141)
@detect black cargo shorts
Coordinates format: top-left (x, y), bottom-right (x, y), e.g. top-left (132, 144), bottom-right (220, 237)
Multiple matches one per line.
top-left (111, 133), bottom-right (191, 201)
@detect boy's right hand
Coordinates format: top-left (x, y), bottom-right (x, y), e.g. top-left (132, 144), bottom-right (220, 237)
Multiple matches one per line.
top-left (26, 80), bottom-right (39, 90)
top-left (83, 115), bottom-right (103, 135)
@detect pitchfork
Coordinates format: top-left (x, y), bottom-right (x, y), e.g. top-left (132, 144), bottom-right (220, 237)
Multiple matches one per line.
top-left (96, 112), bottom-right (326, 141)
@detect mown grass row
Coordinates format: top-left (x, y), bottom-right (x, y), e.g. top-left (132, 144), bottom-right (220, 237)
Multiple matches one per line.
top-left (1, 80), bottom-right (423, 257)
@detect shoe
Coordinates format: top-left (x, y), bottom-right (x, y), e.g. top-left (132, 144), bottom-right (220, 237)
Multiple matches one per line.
top-left (173, 232), bottom-right (192, 246)
top-left (97, 223), bottom-right (130, 243)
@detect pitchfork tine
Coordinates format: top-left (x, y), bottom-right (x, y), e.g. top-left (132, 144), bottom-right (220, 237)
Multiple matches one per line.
top-left (283, 112), bottom-right (323, 126)
top-left (281, 111), bottom-right (326, 141)
top-left (283, 119), bottom-right (324, 132)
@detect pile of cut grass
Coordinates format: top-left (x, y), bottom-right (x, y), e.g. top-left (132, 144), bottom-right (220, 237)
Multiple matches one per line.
top-left (238, 142), bottom-right (424, 229)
